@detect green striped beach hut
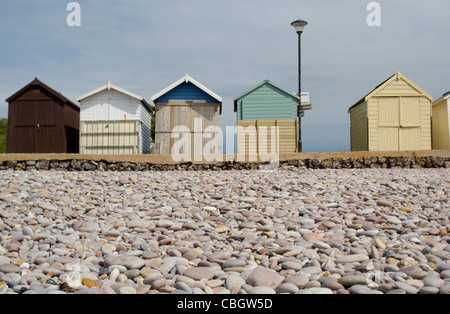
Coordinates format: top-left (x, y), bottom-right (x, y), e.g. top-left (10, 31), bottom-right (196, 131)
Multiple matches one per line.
top-left (234, 80), bottom-right (309, 155)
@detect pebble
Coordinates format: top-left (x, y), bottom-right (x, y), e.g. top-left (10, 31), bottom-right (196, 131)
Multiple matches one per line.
top-left (440, 285), bottom-right (450, 294)
top-left (377, 200), bottom-right (394, 208)
top-left (247, 267), bottom-right (284, 289)
top-left (183, 268), bottom-right (214, 281)
top-left (120, 258), bottom-right (146, 270)
top-left (118, 287), bottom-right (137, 295)
top-left (336, 254), bottom-right (369, 264)
top-left (297, 287), bottom-right (333, 295)
top-left (374, 238), bottom-right (386, 250)
top-left (419, 286), bottom-right (440, 294)
top-left (0, 264), bottom-right (21, 273)
top-left (276, 283), bottom-right (299, 294)
top-left (423, 276), bottom-right (445, 288)
top-left (157, 220), bottom-right (173, 228)
top-left (282, 262), bottom-right (303, 271)
top-left (283, 276), bottom-right (309, 289)
top-left (0, 168), bottom-right (448, 294)
top-left (395, 282), bottom-right (419, 294)
top-left (348, 285), bottom-right (378, 295)
top-left (0, 282), bottom-right (7, 294)
top-left (340, 275), bottom-right (369, 287)
top-left (226, 274), bottom-right (246, 292)
top-left (400, 266), bottom-right (429, 280)
top-left (249, 286), bottom-right (276, 294)
top-left (312, 241), bottom-right (331, 250)
top-left (22, 227), bottom-right (34, 237)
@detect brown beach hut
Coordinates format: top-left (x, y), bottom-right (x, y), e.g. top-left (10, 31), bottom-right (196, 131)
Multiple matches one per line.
top-left (6, 78), bottom-right (80, 154)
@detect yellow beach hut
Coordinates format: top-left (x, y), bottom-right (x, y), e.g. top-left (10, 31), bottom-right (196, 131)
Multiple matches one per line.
top-left (432, 91), bottom-right (450, 150)
top-left (349, 72), bottom-right (433, 152)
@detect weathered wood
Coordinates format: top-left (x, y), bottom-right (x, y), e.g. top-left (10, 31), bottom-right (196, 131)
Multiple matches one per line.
top-left (155, 103), bottom-right (220, 155)
top-left (6, 78), bottom-right (80, 154)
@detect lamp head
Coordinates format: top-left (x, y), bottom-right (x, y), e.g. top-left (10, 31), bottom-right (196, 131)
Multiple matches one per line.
top-left (291, 19), bottom-right (308, 33)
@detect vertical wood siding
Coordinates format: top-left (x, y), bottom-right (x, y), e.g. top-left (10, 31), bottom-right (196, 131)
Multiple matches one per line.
top-left (154, 103), bottom-right (220, 155)
top-left (153, 79), bottom-right (221, 156)
top-left (351, 75), bottom-right (432, 152)
top-left (432, 99), bottom-right (450, 149)
top-left (349, 101), bottom-right (368, 151)
top-left (237, 119), bottom-right (297, 157)
top-left (7, 81), bottom-right (79, 154)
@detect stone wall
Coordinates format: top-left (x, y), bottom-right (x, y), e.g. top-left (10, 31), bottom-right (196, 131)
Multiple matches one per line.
top-left (0, 155), bottom-right (449, 171)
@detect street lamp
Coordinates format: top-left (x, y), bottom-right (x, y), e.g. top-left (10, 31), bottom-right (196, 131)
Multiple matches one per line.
top-left (291, 19), bottom-right (308, 153)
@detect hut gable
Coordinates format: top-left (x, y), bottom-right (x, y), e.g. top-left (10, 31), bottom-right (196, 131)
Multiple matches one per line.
top-left (6, 78), bottom-right (79, 111)
top-left (153, 82), bottom-right (218, 104)
top-left (234, 80), bottom-right (300, 120)
top-left (152, 74), bottom-right (222, 112)
top-left (350, 71), bottom-right (432, 111)
top-left (77, 81), bottom-right (152, 122)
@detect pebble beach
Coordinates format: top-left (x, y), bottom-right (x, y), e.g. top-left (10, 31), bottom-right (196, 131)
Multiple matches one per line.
top-left (0, 168), bottom-right (449, 295)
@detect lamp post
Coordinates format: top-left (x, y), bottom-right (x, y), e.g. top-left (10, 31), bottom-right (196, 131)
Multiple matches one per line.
top-left (291, 19), bottom-right (308, 153)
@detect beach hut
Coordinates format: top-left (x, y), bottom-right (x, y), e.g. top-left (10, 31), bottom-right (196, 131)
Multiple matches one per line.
top-left (77, 81), bottom-right (153, 155)
top-left (234, 80), bottom-right (310, 156)
top-left (151, 74), bottom-right (222, 156)
top-left (6, 78), bottom-right (80, 154)
top-left (349, 72), bottom-right (433, 152)
top-left (432, 91), bottom-right (450, 150)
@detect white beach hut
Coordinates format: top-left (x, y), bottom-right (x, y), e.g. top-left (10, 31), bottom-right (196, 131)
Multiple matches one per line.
top-left (77, 81), bottom-right (153, 155)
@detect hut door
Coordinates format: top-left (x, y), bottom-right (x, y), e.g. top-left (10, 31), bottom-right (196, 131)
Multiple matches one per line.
top-left (378, 97), bottom-right (422, 151)
top-left (12, 127), bottom-right (35, 153)
top-left (35, 126), bottom-right (61, 153)
top-left (11, 126), bottom-right (60, 153)
top-left (378, 98), bottom-right (400, 151)
top-left (399, 97), bottom-right (421, 151)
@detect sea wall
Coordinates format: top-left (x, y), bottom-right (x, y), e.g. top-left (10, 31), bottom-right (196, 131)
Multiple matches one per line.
top-left (0, 154), bottom-right (449, 171)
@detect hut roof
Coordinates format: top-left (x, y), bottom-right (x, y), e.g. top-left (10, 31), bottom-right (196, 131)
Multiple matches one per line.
top-left (6, 78), bottom-right (79, 111)
top-left (432, 90), bottom-right (450, 106)
top-left (151, 74), bottom-right (222, 104)
top-left (76, 81), bottom-right (152, 113)
top-left (349, 71), bottom-right (433, 112)
top-left (233, 80), bottom-right (300, 113)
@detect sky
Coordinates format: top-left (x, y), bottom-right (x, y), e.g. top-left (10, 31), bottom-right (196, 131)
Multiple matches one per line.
top-left (0, 0), bottom-right (449, 153)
